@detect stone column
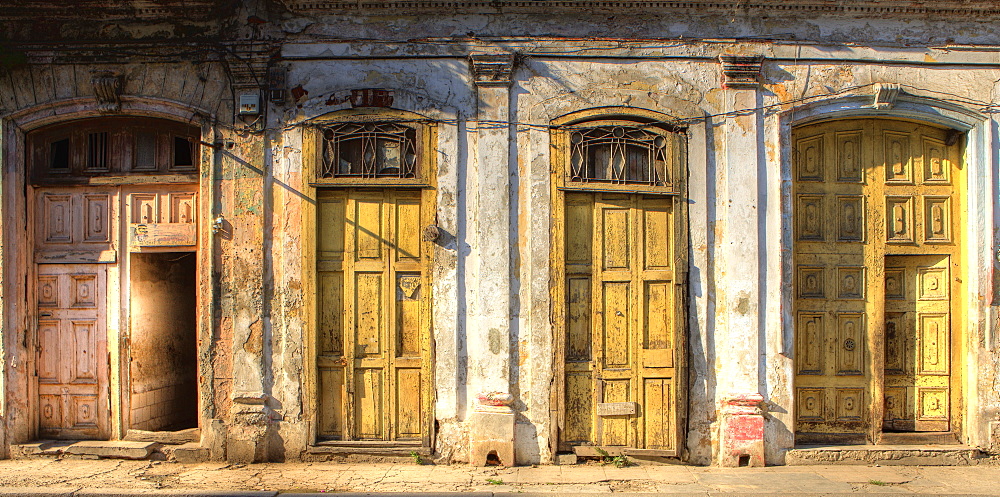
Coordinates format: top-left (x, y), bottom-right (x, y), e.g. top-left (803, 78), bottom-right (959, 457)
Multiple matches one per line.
top-left (716, 54), bottom-right (766, 464)
top-left (468, 53), bottom-right (516, 395)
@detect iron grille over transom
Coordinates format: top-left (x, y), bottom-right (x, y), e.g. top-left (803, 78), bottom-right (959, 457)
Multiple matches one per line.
top-left (320, 122), bottom-right (418, 180)
top-left (569, 126), bottom-right (673, 186)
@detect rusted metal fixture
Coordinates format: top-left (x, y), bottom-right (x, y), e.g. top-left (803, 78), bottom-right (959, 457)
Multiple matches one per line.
top-left (350, 88), bottom-right (394, 107)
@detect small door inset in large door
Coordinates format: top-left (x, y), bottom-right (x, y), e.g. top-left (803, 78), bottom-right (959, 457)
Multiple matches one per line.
top-left (36, 264), bottom-right (109, 439)
top-left (883, 255), bottom-right (951, 432)
top-left (560, 192), bottom-right (681, 454)
top-left (793, 119), bottom-right (962, 442)
top-left (316, 189), bottom-right (430, 444)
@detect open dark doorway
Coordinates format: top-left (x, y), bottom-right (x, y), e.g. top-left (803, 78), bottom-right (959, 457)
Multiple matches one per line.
top-left (129, 252), bottom-right (198, 431)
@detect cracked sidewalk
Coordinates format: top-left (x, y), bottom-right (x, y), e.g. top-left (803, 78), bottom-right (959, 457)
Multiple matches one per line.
top-left (0, 459), bottom-right (999, 495)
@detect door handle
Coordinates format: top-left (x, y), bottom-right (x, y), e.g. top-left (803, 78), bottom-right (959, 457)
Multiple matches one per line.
top-left (39, 312), bottom-right (52, 317)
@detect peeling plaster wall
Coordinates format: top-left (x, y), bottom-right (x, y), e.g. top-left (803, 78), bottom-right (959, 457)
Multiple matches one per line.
top-left (1, 1), bottom-right (1000, 466)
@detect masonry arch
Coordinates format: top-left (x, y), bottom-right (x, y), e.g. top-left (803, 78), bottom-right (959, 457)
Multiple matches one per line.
top-left (785, 95), bottom-right (991, 446)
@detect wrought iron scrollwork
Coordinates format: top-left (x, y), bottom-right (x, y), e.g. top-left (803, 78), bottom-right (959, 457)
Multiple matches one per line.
top-left (320, 122), bottom-right (418, 180)
top-left (568, 125), bottom-right (673, 187)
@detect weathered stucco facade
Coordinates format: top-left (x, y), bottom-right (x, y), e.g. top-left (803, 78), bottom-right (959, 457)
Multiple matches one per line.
top-left (2, 0), bottom-right (1000, 466)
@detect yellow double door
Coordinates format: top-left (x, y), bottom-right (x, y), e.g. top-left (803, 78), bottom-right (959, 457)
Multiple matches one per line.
top-left (559, 192), bottom-right (683, 455)
top-left (315, 189), bottom-right (431, 445)
top-left (794, 119), bottom-right (962, 441)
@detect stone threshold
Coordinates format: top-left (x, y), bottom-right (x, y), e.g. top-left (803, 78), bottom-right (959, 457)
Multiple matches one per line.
top-left (10, 440), bottom-right (209, 462)
top-left (787, 443), bottom-right (985, 466)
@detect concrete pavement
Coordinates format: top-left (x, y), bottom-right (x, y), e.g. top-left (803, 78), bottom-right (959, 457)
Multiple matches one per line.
top-left (0, 458), bottom-right (999, 495)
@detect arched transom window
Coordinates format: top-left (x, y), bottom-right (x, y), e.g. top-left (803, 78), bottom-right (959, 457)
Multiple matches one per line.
top-left (558, 118), bottom-right (684, 194)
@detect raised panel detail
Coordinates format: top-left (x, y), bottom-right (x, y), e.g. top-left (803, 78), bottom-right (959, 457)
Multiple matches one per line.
top-left (796, 313), bottom-right (824, 375)
top-left (355, 200), bottom-right (383, 260)
top-left (71, 320), bottom-right (97, 381)
top-left (922, 137), bottom-right (950, 184)
top-left (643, 207), bottom-right (670, 270)
top-left (886, 196), bottom-right (914, 244)
top-left (917, 314), bottom-right (949, 375)
top-left (837, 196), bottom-right (864, 242)
top-left (318, 272), bottom-right (343, 355)
top-left (395, 273), bottom-right (421, 357)
top-left (836, 314), bottom-right (864, 375)
top-left (395, 368), bottom-right (422, 438)
top-left (643, 379), bottom-right (672, 450)
top-left (797, 267), bottom-right (825, 299)
top-left (885, 269), bottom-right (905, 300)
top-left (354, 273), bottom-right (383, 357)
top-left (917, 267), bottom-right (948, 300)
top-left (923, 196), bottom-right (951, 243)
top-left (601, 379), bottom-right (631, 446)
top-left (884, 387), bottom-right (907, 425)
top-left (602, 282), bottom-right (630, 368)
top-left (796, 135), bottom-right (824, 182)
top-left (167, 193), bottom-right (196, 224)
top-left (884, 312), bottom-right (907, 375)
top-left (72, 395), bottom-right (98, 427)
top-left (602, 208), bottom-right (630, 270)
top-left (37, 321), bottom-right (60, 382)
top-left (796, 388), bottom-right (825, 421)
top-left (43, 194), bottom-right (73, 244)
top-left (70, 275), bottom-right (97, 308)
top-left (837, 267), bottom-right (864, 300)
top-left (797, 195), bottom-right (824, 241)
top-left (39, 395), bottom-right (62, 431)
top-left (564, 372), bottom-right (593, 442)
top-left (836, 131), bottom-right (863, 182)
top-left (836, 388), bottom-right (864, 421)
top-left (566, 277), bottom-right (592, 361)
top-left (644, 282), bottom-right (672, 349)
top-left (916, 388), bottom-right (948, 421)
top-left (130, 194), bottom-right (158, 224)
top-left (83, 195), bottom-right (110, 242)
top-left (395, 201), bottom-right (421, 261)
top-left (37, 277), bottom-right (59, 307)
top-left (884, 132), bottom-right (913, 184)
top-left (354, 368), bottom-right (383, 439)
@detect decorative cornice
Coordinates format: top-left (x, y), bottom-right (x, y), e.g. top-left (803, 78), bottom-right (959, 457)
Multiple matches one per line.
top-left (91, 70), bottom-right (123, 113)
top-left (0, 1), bottom-right (224, 21)
top-left (281, 0), bottom-right (1000, 16)
top-left (719, 55), bottom-right (763, 89)
top-left (470, 53), bottom-right (516, 88)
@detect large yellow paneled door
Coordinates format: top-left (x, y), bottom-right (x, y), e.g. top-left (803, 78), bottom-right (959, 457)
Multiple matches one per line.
top-left (793, 119), bottom-right (962, 443)
top-left (557, 192), bottom-right (684, 456)
top-left (316, 189), bottom-right (431, 446)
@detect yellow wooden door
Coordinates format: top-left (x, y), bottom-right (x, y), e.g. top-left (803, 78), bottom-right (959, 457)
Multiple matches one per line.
top-left (560, 192), bottom-right (681, 454)
top-left (793, 119), bottom-right (962, 441)
top-left (316, 189), bottom-right (430, 444)
top-left (36, 264), bottom-right (110, 439)
top-left (883, 255), bottom-right (951, 432)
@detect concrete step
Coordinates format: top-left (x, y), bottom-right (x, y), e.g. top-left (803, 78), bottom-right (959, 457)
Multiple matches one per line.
top-left (786, 444), bottom-right (985, 466)
top-left (10, 440), bottom-right (209, 461)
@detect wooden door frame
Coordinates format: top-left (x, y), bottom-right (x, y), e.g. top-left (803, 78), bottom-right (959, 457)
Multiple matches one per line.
top-left (789, 116), bottom-right (967, 444)
top-left (7, 110), bottom-right (213, 444)
top-left (548, 107), bottom-right (689, 459)
top-left (302, 109), bottom-right (438, 450)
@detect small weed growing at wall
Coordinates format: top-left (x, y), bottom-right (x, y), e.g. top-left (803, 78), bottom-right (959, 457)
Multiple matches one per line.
top-left (869, 480), bottom-right (886, 486)
top-left (486, 477), bottom-right (504, 485)
top-left (409, 450), bottom-right (423, 465)
top-left (595, 448), bottom-right (634, 468)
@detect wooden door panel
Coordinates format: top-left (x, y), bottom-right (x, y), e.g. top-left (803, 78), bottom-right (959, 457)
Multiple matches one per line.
top-left (36, 264), bottom-right (108, 439)
top-left (560, 192), bottom-right (681, 453)
top-left (317, 189), bottom-right (429, 443)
